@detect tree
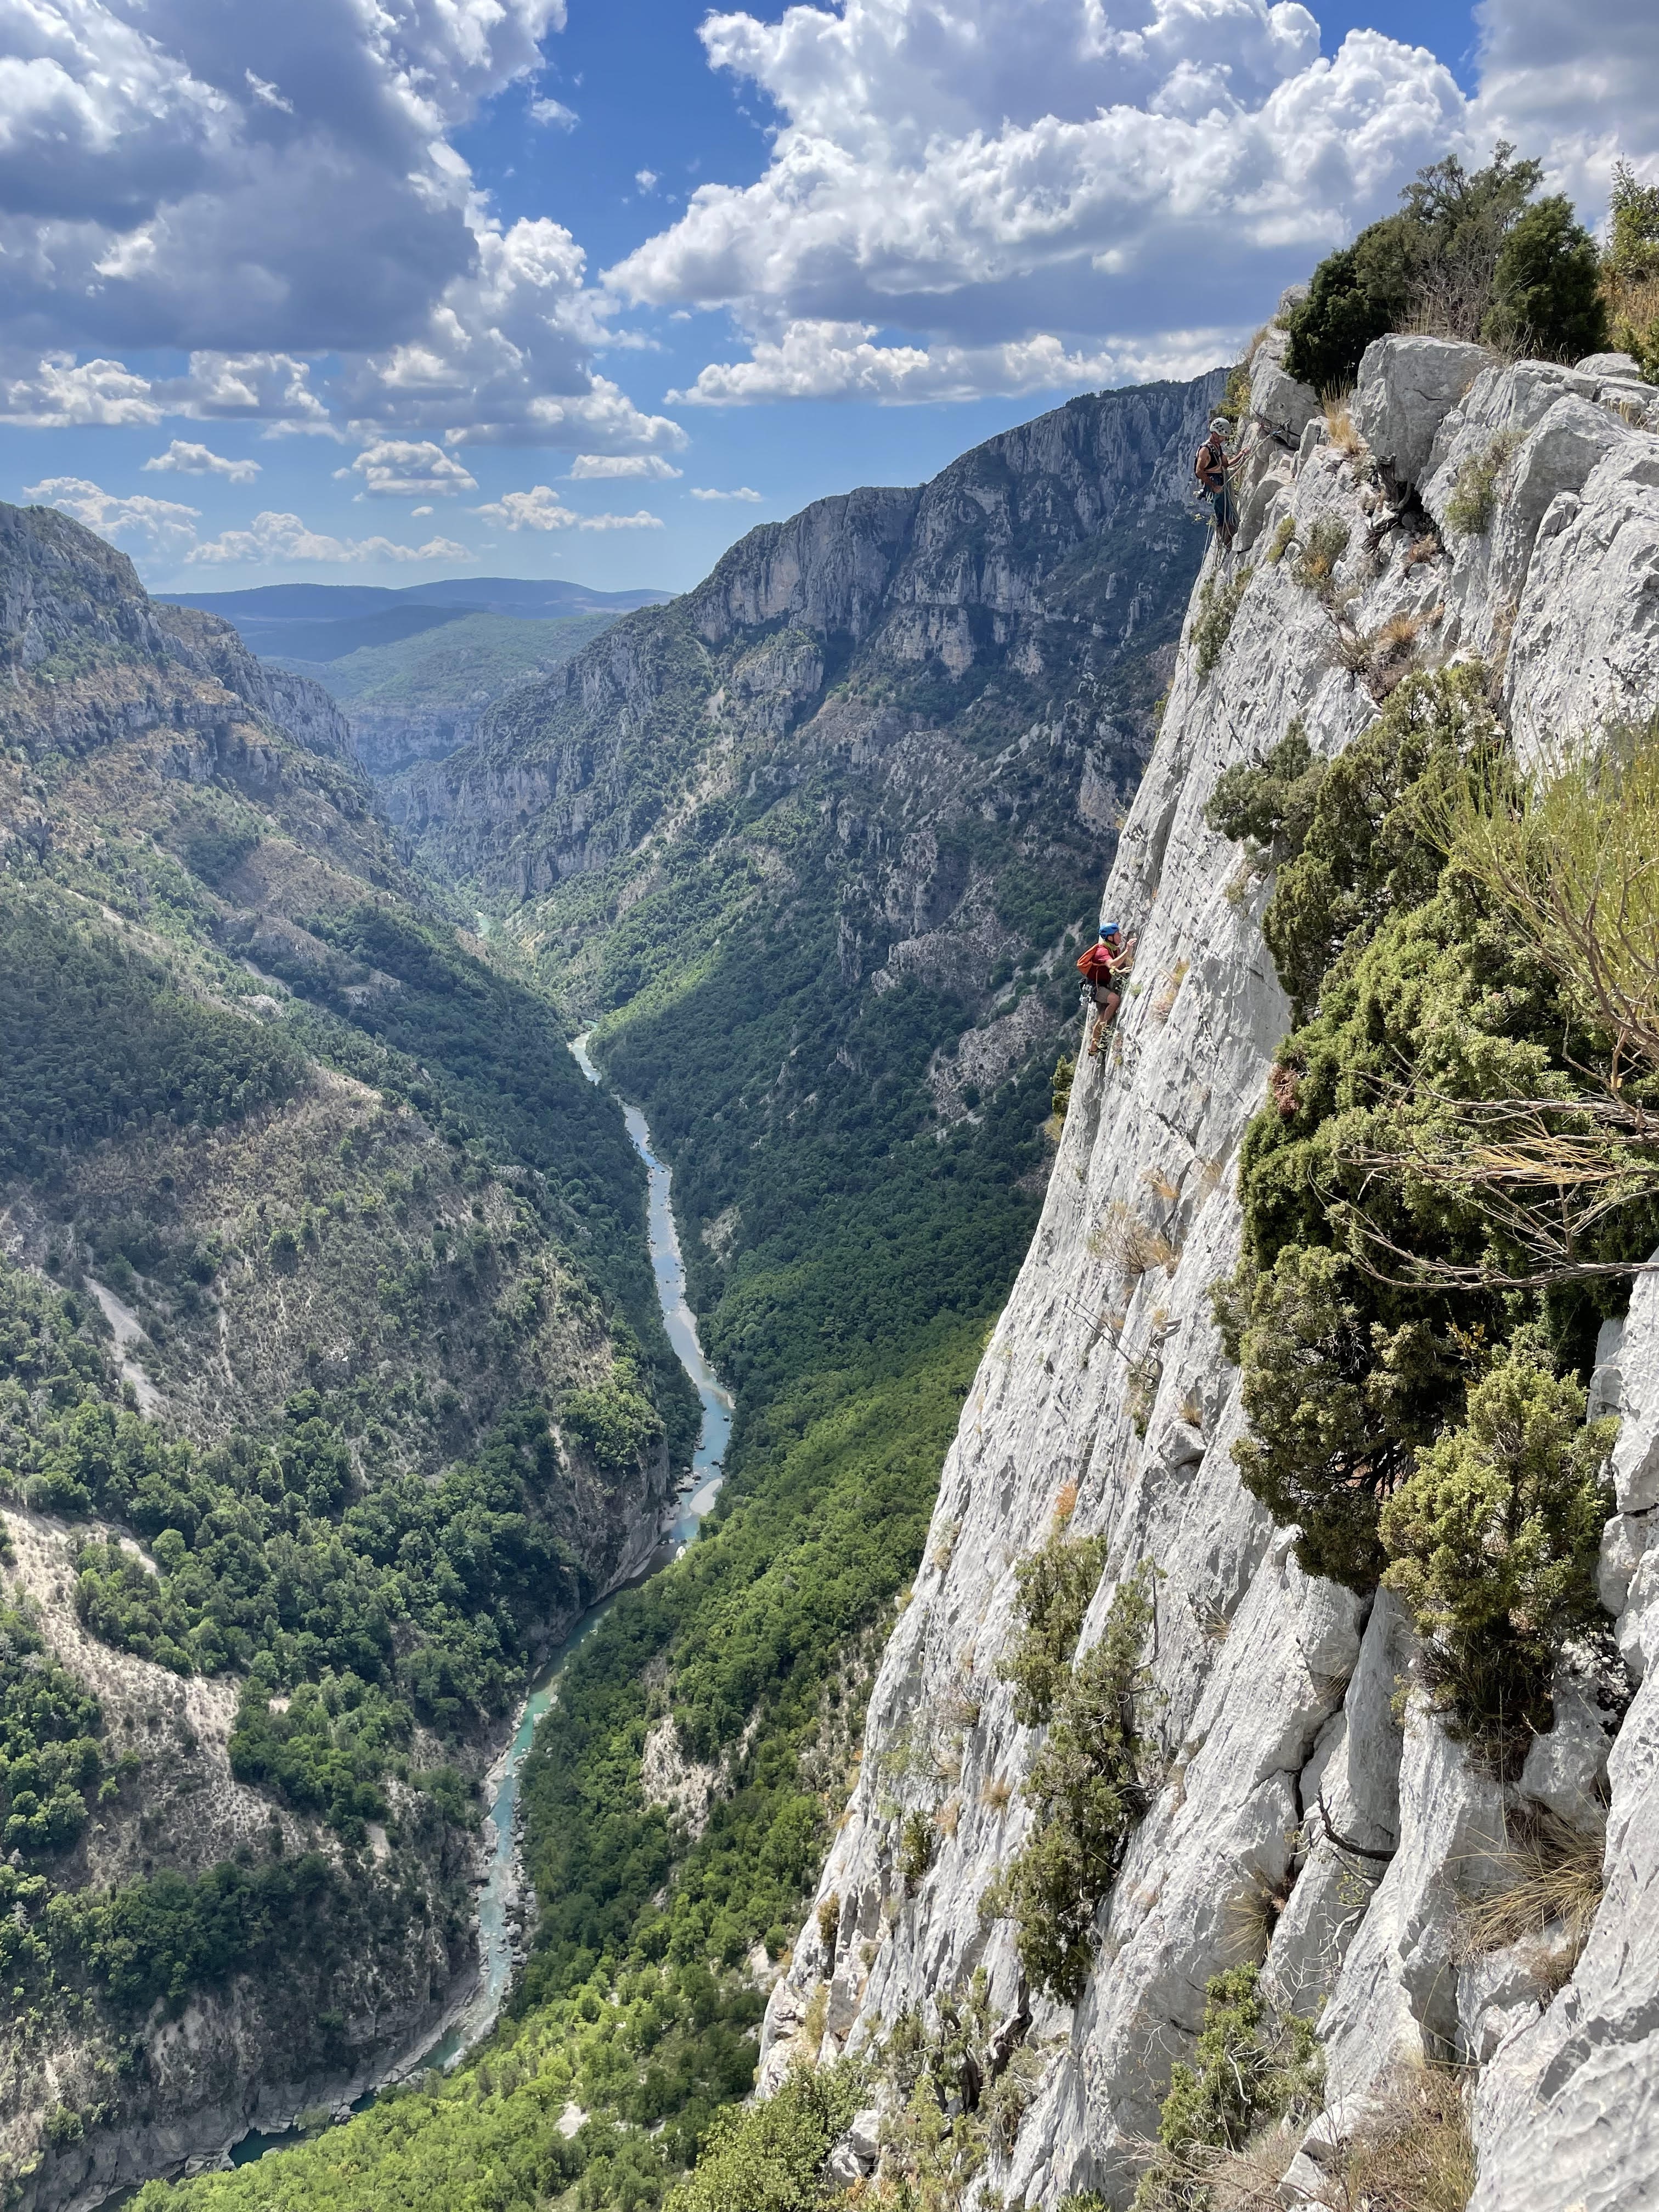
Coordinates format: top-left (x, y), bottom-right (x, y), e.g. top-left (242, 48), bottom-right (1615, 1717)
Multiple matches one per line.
top-left (1380, 1334), bottom-right (1615, 1724)
top-left (1484, 196), bottom-right (1609, 360)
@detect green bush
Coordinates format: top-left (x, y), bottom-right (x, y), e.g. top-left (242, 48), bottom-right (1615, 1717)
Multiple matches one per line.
top-left (0, 1604), bottom-right (105, 1859)
top-left (1132, 1965), bottom-right (1320, 2211)
top-left (1484, 196), bottom-right (1607, 360)
top-left (996, 1525), bottom-right (1109, 1725)
top-left (561, 1363), bottom-right (664, 1476)
top-left (1380, 1333), bottom-right (1615, 1725)
top-left (1207, 678), bottom-right (1656, 1730)
top-left (1191, 566), bottom-right (1253, 685)
top-left (664, 2063), bottom-right (861, 2212)
top-left (1290, 516), bottom-right (1349, 600)
top-left (991, 1569), bottom-right (1152, 2002)
top-left (1443, 430), bottom-right (1523, 535)
top-left (1208, 668), bottom-right (1498, 1020)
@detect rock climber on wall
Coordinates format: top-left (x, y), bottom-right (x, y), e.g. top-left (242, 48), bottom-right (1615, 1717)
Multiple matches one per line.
top-left (1076, 922), bottom-right (1137, 1057)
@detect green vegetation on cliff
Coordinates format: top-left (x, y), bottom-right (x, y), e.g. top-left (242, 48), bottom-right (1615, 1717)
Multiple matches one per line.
top-left (1210, 672), bottom-right (1657, 1735)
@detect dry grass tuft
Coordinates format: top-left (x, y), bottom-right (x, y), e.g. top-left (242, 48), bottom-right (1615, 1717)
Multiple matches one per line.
top-left (980, 1775), bottom-right (1012, 1814)
top-left (1323, 388), bottom-right (1367, 460)
top-left (935, 1795), bottom-right (961, 1839)
top-left (1459, 1804), bottom-right (1605, 1962)
top-left (1053, 1477), bottom-right (1079, 1523)
top-left (1325, 2065), bottom-right (1476, 2212)
top-left (1407, 531), bottom-right (1442, 567)
top-left (1090, 1202), bottom-right (1182, 1279)
top-left (1152, 958), bottom-right (1190, 1023)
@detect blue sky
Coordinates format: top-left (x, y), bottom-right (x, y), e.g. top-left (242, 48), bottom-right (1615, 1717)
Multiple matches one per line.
top-left (1, 0), bottom-right (1650, 597)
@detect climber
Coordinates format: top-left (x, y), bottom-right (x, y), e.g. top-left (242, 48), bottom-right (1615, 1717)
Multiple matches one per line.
top-left (1194, 417), bottom-right (1256, 549)
top-left (1076, 923), bottom-right (1136, 1057)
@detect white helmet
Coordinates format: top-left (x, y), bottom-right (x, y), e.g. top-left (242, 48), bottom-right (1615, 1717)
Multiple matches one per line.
top-left (1209, 416), bottom-right (1231, 436)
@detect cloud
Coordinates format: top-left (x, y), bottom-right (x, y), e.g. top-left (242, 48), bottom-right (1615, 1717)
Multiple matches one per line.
top-left (344, 440), bottom-right (479, 498)
top-left (608, 0), bottom-right (1659, 402)
top-left (635, 169), bottom-right (659, 193)
top-left (579, 508), bottom-right (664, 529)
top-left (1, 354), bottom-right (162, 427)
top-left (163, 352), bottom-right (335, 432)
top-left (531, 96), bottom-right (578, 127)
top-left (568, 453), bottom-right (682, 479)
top-left (0, 0), bottom-right (681, 455)
top-left (143, 439), bottom-right (261, 483)
top-left (473, 485), bottom-right (664, 530)
top-left (672, 321), bottom-right (1234, 405)
top-left (475, 486), bottom-right (579, 531)
top-left (244, 70), bottom-right (293, 114)
top-left (23, 476), bottom-right (199, 557)
top-left (338, 212), bottom-right (688, 449)
top-left (690, 484), bottom-right (763, 500)
top-left (1472, 0), bottom-right (1659, 206)
top-left (187, 511), bottom-right (473, 566)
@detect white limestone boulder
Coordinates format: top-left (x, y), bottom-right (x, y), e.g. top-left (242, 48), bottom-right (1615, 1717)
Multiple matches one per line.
top-left (1356, 335), bottom-right (1490, 490)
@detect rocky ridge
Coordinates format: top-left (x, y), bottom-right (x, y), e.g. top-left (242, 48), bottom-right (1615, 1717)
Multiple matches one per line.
top-left (0, 505), bottom-right (681, 2209)
top-left (757, 330), bottom-right (1659, 2208)
top-left (380, 374), bottom-right (1226, 922)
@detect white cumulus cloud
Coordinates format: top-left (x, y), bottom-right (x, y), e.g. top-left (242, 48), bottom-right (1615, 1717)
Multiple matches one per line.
top-left (0, 0), bottom-right (680, 456)
top-left (531, 95), bottom-right (577, 127)
top-left (2, 354), bottom-right (162, 427)
top-left (187, 511), bottom-right (474, 566)
top-left (23, 476), bottom-right (199, 557)
top-left (690, 484), bottom-right (763, 500)
top-left (568, 453), bottom-right (682, 479)
top-left (344, 440), bottom-right (479, 498)
top-left (608, 0), bottom-right (1659, 402)
top-left (474, 485), bottom-right (664, 530)
top-left (143, 439), bottom-right (261, 483)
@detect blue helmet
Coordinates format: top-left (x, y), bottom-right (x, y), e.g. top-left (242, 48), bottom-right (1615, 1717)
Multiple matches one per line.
top-left (1100, 922), bottom-right (1121, 938)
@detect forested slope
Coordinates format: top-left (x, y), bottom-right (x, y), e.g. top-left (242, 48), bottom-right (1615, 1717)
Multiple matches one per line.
top-left (0, 505), bottom-right (693, 2206)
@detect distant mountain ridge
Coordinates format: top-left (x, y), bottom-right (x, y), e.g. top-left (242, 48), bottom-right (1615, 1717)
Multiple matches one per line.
top-left (160, 576), bottom-right (671, 663)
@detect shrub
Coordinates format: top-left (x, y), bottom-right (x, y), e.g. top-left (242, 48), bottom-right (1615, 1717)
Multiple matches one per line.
top-left (1217, 667), bottom-right (1498, 1020)
top-left (1264, 514), bottom-right (1296, 566)
top-left (1380, 1333), bottom-right (1615, 1725)
top-left (1052, 1053), bottom-right (1075, 1120)
top-left (1285, 145), bottom-right (1543, 387)
top-left (991, 1570), bottom-right (1153, 2002)
top-left (1131, 1965), bottom-right (1321, 2211)
top-left (664, 2062), bottom-right (862, 2212)
top-left (1291, 515), bottom-right (1349, 599)
top-left (997, 1527), bottom-right (1109, 1725)
top-left (1483, 196), bottom-right (1607, 360)
top-left (898, 1808), bottom-right (934, 1893)
top-left (1603, 161), bottom-right (1659, 384)
top-left (1190, 566), bottom-right (1253, 685)
top-left (1443, 427), bottom-right (1524, 535)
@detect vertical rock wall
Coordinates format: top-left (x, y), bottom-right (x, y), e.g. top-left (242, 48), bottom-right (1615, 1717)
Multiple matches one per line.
top-left (760, 330), bottom-right (1659, 2207)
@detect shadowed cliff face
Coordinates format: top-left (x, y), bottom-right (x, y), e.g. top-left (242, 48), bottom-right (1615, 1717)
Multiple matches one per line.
top-left (380, 375), bottom-right (1227, 913)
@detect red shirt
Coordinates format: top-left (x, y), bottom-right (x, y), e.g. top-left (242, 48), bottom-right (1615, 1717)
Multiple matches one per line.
top-left (1077, 942), bottom-right (1124, 982)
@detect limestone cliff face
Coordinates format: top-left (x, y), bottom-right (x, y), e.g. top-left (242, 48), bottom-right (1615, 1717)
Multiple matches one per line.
top-left (380, 376), bottom-right (1226, 911)
top-left (761, 334), bottom-right (1659, 2208)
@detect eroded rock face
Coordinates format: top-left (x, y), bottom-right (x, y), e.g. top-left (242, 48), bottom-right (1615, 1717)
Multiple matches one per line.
top-left (761, 340), bottom-right (1659, 2204)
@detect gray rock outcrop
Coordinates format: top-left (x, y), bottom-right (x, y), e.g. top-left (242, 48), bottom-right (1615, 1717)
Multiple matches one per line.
top-left (759, 330), bottom-right (1659, 2205)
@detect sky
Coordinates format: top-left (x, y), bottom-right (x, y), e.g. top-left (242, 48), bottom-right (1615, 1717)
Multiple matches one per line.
top-left (1, 0), bottom-right (1652, 597)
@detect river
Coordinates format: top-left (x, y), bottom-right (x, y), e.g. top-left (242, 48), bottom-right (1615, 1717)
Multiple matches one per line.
top-left (227, 1036), bottom-right (732, 2164)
